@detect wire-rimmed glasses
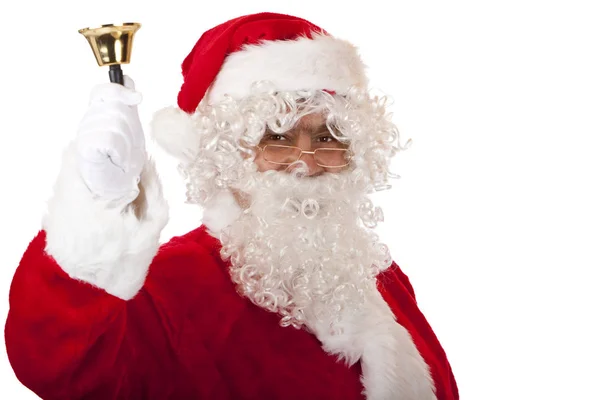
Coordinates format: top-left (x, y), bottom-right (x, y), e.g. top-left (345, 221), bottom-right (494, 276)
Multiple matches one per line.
top-left (258, 144), bottom-right (351, 168)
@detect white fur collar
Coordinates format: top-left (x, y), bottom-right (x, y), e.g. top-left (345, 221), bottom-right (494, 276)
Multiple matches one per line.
top-left (201, 190), bottom-right (243, 238)
top-left (311, 288), bottom-right (437, 400)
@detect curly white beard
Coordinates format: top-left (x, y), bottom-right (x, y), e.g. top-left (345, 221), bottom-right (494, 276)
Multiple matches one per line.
top-left (217, 164), bottom-right (393, 332)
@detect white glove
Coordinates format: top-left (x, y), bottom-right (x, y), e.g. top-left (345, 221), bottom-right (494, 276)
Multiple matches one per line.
top-left (76, 76), bottom-right (146, 206)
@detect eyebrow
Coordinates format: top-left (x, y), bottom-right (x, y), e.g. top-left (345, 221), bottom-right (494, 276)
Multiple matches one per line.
top-left (297, 122), bottom-right (329, 134)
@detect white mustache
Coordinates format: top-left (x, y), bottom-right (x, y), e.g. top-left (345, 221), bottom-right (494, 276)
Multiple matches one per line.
top-left (282, 198), bottom-right (321, 219)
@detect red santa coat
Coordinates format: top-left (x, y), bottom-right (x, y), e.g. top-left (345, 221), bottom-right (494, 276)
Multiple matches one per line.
top-left (6, 225), bottom-right (458, 399)
top-left (4, 153), bottom-right (459, 399)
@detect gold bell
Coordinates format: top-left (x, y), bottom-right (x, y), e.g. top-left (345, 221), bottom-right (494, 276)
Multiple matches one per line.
top-left (78, 22), bottom-right (141, 85)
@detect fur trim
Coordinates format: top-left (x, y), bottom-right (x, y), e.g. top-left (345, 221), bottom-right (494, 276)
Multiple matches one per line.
top-left (42, 141), bottom-right (169, 300)
top-left (207, 33), bottom-right (368, 103)
top-left (312, 288), bottom-right (437, 400)
top-left (201, 190), bottom-right (243, 238)
top-left (150, 106), bottom-right (200, 164)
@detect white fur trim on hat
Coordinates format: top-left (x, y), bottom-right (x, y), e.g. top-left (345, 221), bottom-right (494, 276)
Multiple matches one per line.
top-left (207, 32), bottom-right (368, 104)
top-left (150, 106), bottom-right (200, 164)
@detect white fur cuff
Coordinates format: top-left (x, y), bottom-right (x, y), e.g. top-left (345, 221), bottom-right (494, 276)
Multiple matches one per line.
top-left (42, 141), bottom-right (169, 300)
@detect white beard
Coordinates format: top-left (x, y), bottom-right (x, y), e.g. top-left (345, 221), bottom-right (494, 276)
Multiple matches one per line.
top-left (217, 165), bottom-right (393, 332)
top-left (214, 167), bottom-right (437, 399)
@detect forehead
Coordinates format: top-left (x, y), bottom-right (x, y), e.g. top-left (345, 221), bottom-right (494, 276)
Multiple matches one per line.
top-left (294, 113), bottom-right (326, 130)
top-left (269, 113), bottom-right (327, 135)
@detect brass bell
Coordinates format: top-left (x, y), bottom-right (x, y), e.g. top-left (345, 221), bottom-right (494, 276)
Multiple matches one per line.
top-left (79, 22), bottom-right (141, 85)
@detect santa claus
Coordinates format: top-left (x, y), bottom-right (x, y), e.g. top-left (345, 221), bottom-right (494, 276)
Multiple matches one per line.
top-left (5, 12), bottom-right (459, 400)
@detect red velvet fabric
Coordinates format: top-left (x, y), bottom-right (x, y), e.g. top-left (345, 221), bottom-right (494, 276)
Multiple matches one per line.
top-left (5, 227), bottom-right (459, 399)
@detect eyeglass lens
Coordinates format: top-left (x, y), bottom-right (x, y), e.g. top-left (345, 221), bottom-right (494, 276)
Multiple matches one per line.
top-left (262, 145), bottom-right (349, 167)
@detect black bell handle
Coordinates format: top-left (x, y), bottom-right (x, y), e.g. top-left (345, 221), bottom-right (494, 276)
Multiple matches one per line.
top-left (109, 64), bottom-right (124, 85)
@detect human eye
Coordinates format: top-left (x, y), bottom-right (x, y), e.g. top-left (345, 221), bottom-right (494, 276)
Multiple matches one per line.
top-left (314, 132), bottom-right (346, 148)
top-left (261, 130), bottom-right (292, 144)
top-left (268, 134), bottom-right (287, 141)
top-left (316, 135), bottom-right (335, 143)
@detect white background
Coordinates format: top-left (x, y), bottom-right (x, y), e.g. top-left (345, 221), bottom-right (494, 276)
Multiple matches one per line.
top-left (1, 0), bottom-right (599, 399)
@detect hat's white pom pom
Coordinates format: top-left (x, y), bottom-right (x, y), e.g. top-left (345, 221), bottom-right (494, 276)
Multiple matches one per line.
top-left (150, 106), bottom-right (199, 164)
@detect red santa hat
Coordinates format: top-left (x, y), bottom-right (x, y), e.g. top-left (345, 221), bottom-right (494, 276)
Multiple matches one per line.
top-left (151, 12), bottom-right (368, 163)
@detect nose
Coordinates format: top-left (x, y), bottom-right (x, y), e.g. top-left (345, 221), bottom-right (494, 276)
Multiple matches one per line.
top-left (298, 152), bottom-right (323, 177)
top-left (289, 133), bottom-right (323, 177)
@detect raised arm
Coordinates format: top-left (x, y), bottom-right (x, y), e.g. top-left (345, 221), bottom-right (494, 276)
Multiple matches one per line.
top-left (5, 77), bottom-right (171, 399)
top-left (42, 76), bottom-right (169, 299)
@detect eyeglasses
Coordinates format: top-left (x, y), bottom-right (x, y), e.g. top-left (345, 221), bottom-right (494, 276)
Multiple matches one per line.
top-left (258, 144), bottom-right (352, 168)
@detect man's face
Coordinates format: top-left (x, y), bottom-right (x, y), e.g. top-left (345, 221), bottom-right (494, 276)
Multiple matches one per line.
top-left (253, 113), bottom-right (350, 176)
top-left (222, 111), bottom-right (389, 331)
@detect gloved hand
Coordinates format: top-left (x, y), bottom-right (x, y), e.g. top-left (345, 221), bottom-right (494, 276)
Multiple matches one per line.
top-left (76, 76), bottom-right (147, 206)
